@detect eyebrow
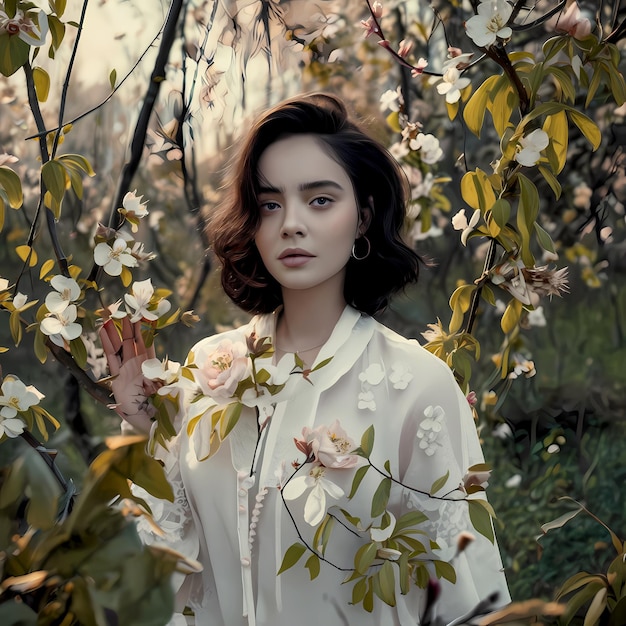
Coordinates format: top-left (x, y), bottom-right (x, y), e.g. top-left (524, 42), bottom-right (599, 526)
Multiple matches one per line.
top-left (257, 180), bottom-right (345, 194)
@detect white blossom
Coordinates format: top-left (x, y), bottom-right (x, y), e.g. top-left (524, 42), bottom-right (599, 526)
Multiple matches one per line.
top-left (515, 129), bottom-right (549, 167)
top-left (94, 237), bottom-right (138, 276)
top-left (122, 190), bottom-right (149, 218)
top-left (282, 464), bottom-right (344, 526)
top-left (409, 133), bottom-right (444, 164)
top-left (436, 67), bottom-right (471, 104)
top-left (452, 208), bottom-right (481, 245)
top-left (45, 275), bottom-right (81, 314)
top-left (40, 304), bottom-right (83, 343)
top-left (465, 0), bottom-right (513, 48)
top-left (0, 377), bottom-right (41, 428)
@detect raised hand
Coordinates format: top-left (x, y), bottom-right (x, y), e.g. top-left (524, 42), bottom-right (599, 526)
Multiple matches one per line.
top-left (99, 316), bottom-right (160, 433)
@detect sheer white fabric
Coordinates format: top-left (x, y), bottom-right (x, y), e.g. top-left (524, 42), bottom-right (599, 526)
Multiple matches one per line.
top-left (135, 306), bottom-right (510, 625)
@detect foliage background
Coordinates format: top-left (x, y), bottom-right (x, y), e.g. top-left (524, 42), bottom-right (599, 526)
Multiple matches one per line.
top-left (0, 0), bottom-right (625, 621)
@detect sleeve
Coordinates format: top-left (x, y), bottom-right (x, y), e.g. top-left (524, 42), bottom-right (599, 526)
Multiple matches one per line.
top-left (127, 349), bottom-right (206, 625)
top-left (396, 355), bottom-right (510, 625)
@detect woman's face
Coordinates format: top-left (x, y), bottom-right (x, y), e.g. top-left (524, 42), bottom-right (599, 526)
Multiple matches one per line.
top-left (254, 134), bottom-right (363, 299)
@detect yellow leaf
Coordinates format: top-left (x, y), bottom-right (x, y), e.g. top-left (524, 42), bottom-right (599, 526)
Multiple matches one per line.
top-left (16, 244), bottom-right (38, 267)
top-left (463, 75), bottom-right (499, 137)
top-left (120, 265), bottom-right (132, 287)
top-left (32, 66), bottom-right (50, 102)
top-left (39, 258), bottom-right (55, 280)
top-left (501, 299), bottom-right (522, 335)
top-left (544, 111), bottom-right (568, 173)
top-left (568, 110), bottom-right (601, 150)
top-left (0, 166), bottom-right (23, 208)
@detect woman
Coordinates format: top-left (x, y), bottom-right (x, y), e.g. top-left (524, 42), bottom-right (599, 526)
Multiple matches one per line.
top-left (100, 93), bottom-right (509, 625)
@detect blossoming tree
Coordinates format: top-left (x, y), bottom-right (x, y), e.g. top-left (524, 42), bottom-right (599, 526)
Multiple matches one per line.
top-left (0, 0), bottom-right (625, 624)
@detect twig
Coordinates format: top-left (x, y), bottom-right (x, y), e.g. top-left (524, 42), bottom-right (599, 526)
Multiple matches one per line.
top-left (50, 0), bottom-right (89, 159)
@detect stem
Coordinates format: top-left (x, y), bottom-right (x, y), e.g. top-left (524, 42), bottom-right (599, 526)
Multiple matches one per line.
top-left (50, 0), bottom-right (89, 159)
top-left (107, 0), bottom-right (184, 230)
top-left (22, 63), bottom-right (70, 278)
top-left (279, 464), bottom-right (354, 572)
top-left (366, 460), bottom-right (466, 502)
top-left (86, 0), bottom-right (184, 283)
top-left (483, 44), bottom-right (530, 116)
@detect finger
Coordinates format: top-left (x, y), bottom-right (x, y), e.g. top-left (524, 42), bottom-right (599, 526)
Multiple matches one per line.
top-left (99, 322), bottom-right (121, 376)
top-left (102, 318), bottom-right (122, 354)
top-left (133, 321), bottom-right (149, 356)
top-left (121, 316), bottom-right (136, 361)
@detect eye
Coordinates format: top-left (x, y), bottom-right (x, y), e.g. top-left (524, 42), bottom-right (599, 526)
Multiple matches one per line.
top-left (311, 196), bottom-right (333, 208)
top-left (260, 200), bottom-right (281, 213)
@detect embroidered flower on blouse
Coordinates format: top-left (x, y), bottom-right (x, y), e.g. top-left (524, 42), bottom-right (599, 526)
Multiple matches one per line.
top-left (389, 363), bottom-right (413, 390)
top-left (357, 390), bottom-right (376, 411)
top-left (416, 405), bottom-right (445, 456)
top-left (194, 339), bottom-right (252, 401)
top-left (282, 464), bottom-right (345, 526)
top-left (358, 363), bottom-right (385, 385)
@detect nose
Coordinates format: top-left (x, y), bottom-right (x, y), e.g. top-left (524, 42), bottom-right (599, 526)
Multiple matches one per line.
top-left (280, 201), bottom-right (306, 238)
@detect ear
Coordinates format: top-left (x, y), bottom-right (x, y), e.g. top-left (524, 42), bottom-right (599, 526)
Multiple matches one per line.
top-left (358, 196), bottom-right (374, 235)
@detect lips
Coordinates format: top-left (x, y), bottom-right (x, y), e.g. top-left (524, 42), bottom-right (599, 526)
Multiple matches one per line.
top-left (278, 248), bottom-right (314, 260)
top-left (278, 248), bottom-right (314, 268)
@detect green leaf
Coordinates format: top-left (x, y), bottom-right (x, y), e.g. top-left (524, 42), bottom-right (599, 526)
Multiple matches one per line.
top-left (584, 587), bottom-right (607, 626)
top-left (376, 561), bottom-right (396, 607)
top-left (305, 554), bottom-right (320, 580)
top-left (534, 222), bottom-right (556, 254)
top-left (277, 542), bottom-right (306, 574)
top-left (0, 32), bottom-right (29, 77)
top-left (371, 477), bottom-right (391, 518)
top-left (41, 159), bottom-right (67, 218)
top-left (434, 559), bottom-right (457, 584)
top-left (429, 470), bottom-right (450, 495)
top-left (360, 425), bottom-right (375, 457)
top-left (70, 336), bottom-right (87, 369)
top-left (490, 198), bottom-right (511, 230)
top-left (109, 68), bottom-right (117, 89)
top-left (348, 464), bottom-right (370, 499)
top-left (393, 510), bottom-right (429, 534)
top-left (218, 402), bottom-right (242, 440)
top-left (538, 165), bottom-right (562, 199)
top-left (59, 153), bottom-right (96, 177)
top-left (468, 500), bottom-right (495, 543)
top-left (354, 541), bottom-right (378, 575)
top-left (0, 166), bottom-right (23, 207)
top-left (517, 173), bottom-right (539, 267)
top-left (351, 576), bottom-right (367, 605)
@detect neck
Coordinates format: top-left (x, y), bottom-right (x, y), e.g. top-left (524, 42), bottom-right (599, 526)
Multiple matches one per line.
top-left (276, 284), bottom-right (347, 357)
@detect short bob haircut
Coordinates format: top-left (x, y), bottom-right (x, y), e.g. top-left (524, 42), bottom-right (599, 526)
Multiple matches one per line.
top-left (209, 93), bottom-right (421, 316)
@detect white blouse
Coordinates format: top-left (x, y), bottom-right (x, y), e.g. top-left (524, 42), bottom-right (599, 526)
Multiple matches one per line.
top-left (134, 305), bottom-right (510, 625)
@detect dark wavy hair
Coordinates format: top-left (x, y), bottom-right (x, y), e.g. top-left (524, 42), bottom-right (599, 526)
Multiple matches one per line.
top-left (209, 93), bottom-right (421, 315)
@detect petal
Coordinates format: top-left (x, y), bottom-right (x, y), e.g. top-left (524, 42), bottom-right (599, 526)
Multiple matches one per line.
top-left (282, 475), bottom-right (309, 501)
top-left (320, 477), bottom-right (344, 500)
top-left (104, 259), bottom-right (123, 276)
top-left (45, 292), bottom-right (69, 314)
top-left (303, 484), bottom-right (326, 526)
top-left (40, 316), bottom-right (63, 335)
top-left (61, 322), bottom-right (82, 341)
top-left (93, 242), bottom-right (112, 265)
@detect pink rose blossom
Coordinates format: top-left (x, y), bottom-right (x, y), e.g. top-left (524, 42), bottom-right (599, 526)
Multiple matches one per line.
top-left (196, 339), bottom-right (251, 401)
top-left (296, 420), bottom-right (359, 469)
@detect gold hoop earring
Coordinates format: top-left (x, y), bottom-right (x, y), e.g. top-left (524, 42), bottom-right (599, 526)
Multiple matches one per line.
top-left (351, 236), bottom-right (371, 261)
